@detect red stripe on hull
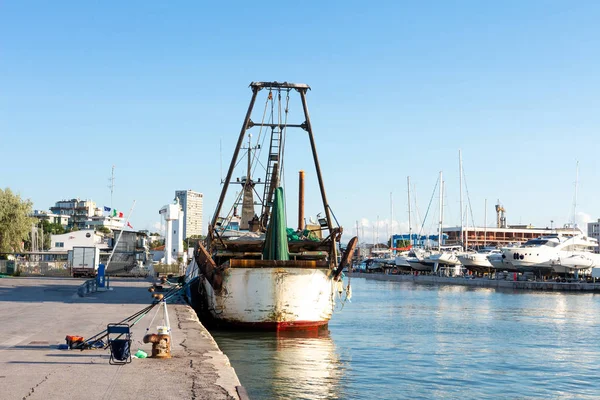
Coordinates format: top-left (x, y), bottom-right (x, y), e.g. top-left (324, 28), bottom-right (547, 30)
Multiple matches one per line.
top-left (215, 319), bottom-right (330, 331)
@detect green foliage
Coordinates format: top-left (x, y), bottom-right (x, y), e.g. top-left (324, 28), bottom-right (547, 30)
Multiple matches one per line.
top-left (396, 240), bottom-right (410, 248)
top-left (96, 226), bottom-right (112, 235)
top-left (43, 221), bottom-right (65, 235)
top-left (184, 235), bottom-right (205, 252)
top-left (150, 239), bottom-right (164, 249)
top-left (0, 188), bottom-right (36, 253)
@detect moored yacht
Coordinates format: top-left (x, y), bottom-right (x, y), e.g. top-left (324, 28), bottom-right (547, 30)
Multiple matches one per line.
top-left (458, 248), bottom-right (501, 273)
top-left (501, 228), bottom-right (600, 275)
top-left (405, 248), bottom-right (439, 271)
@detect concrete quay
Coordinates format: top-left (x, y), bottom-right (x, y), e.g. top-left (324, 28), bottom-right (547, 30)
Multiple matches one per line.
top-left (0, 276), bottom-right (245, 400)
top-left (360, 272), bottom-right (600, 291)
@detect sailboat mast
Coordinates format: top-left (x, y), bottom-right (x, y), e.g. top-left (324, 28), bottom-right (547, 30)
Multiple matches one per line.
top-left (484, 198), bottom-right (487, 247)
top-left (459, 150), bottom-right (464, 248)
top-left (390, 192), bottom-right (393, 247)
top-left (407, 176), bottom-right (412, 247)
top-left (438, 171), bottom-right (443, 252)
top-left (465, 200), bottom-right (469, 250)
top-left (573, 161), bottom-right (579, 229)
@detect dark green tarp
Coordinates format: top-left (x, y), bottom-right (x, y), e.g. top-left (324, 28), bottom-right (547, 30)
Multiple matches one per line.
top-left (262, 187), bottom-right (290, 260)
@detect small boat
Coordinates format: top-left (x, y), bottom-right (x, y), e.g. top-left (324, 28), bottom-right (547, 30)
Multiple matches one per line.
top-left (186, 82), bottom-right (356, 331)
top-left (458, 248), bottom-right (502, 273)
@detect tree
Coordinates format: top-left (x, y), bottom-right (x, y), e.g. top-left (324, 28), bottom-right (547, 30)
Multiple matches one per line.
top-left (184, 235), bottom-right (205, 252)
top-left (150, 239), bottom-right (164, 249)
top-left (0, 188), bottom-right (35, 253)
top-left (96, 226), bottom-right (112, 235)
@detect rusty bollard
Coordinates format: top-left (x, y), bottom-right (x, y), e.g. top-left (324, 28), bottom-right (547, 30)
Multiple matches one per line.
top-left (143, 333), bottom-right (171, 358)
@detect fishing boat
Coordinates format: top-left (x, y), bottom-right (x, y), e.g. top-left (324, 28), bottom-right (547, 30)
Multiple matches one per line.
top-left (186, 82), bottom-right (356, 331)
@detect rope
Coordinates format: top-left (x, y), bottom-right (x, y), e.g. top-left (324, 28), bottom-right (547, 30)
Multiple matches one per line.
top-left (81, 277), bottom-right (198, 348)
top-left (251, 92), bottom-right (271, 178)
top-left (462, 169), bottom-right (476, 232)
top-left (279, 89), bottom-right (291, 195)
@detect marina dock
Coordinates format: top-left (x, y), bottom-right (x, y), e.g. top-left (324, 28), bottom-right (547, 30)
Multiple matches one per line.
top-left (0, 277), bottom-right (245, 400)
top-left (359, 272), bottom-right (600, 291)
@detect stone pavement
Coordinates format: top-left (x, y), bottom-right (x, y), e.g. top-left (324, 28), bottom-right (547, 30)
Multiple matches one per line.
top-left (0, 276), bottom-right (245, 400)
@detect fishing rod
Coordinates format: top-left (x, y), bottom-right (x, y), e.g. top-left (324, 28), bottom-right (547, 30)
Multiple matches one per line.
top-left (80, 276), bottom-right (199, 349)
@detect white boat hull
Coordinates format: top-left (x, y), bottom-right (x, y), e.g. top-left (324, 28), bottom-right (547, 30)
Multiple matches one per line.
top-left (188, 260), bottom-right (336, 330)
top-left (426, 253), bottom-right (462, 266)
top-left (551, 253), bottom-right (600, 274)
top-left (395, 255), bottom-right (410, 267)
top-left (458, 254), bottom-right (492, 269)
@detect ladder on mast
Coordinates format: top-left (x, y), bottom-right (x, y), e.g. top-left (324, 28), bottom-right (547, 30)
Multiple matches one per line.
top-left (260, 124), bottom-right (282, 228)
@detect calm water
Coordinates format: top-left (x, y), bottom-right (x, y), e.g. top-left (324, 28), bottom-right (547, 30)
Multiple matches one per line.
top-left (211, 277), bottom-right (600, 399)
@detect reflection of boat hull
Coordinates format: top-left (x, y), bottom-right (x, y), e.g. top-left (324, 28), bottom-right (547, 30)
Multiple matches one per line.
top-left (188, 262), bottom-right (335, 331)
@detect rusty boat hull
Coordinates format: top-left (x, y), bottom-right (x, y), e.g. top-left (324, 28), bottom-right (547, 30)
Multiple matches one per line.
top-left (187, 259), bottom-right (336, 331)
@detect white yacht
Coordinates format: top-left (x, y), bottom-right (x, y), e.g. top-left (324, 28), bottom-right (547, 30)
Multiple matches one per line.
top-left (394, 250), bottom-right (411, 267)
top-left (501, 229), bottom-right (600, 275)
top-left (406, 248), bottom-right (439, 272)
top-left (425, 245), bottom-right (464, 268)
top-left (458, 248), bottom-right (502, 273)
top-left (488, 249), bottom-right (519, 272)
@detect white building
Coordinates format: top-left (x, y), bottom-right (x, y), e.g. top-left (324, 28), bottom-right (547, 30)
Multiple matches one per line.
top-left (588, 219), bottom-right (600, 254)
top-left (49, 198), bottom-right (98, 229)
top-left (87, 215), bottom-right (125, 230)
top-left (33, 210), bottom-right (71, 227)
top-left (175, 190), bottom-right (203, 238)
top-left (159, 201), bottom-right (184, 265)
top-left (49, 230), bottom-right (106, 252)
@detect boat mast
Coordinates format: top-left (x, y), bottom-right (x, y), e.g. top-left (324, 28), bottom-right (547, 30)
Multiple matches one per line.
top-left (459, 150), bottom-right (464, 249)
top-left (240, 133), bottom-right (255, 230)
top-left (298, 89), bottom-right (333, 232)
top-left (389, 192), bottom-right (393, 250)
top-left (484, 198), bottom-right (487, 247)
top-left (438, 171), bottom-right (443, 252)
top-left (407, 176), bottom-right (412, 247)
top-left (208, 85), bottom-right (260, 247)
top-left (572, 161), bottom-right (579, 231)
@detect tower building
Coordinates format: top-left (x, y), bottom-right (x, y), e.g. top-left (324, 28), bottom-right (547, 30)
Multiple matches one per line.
top-left (174, 190), bottom-right (204, 238)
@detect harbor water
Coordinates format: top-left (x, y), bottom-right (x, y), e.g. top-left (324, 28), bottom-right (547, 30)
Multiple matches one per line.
top-left (211, 277), bottom-right (600, 399)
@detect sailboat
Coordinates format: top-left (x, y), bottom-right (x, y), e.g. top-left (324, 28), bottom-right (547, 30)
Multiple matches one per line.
top-left (186, 82), bottom-right (356, 330)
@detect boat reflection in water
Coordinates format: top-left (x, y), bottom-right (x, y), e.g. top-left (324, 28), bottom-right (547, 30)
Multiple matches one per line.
top-left (212, 328), bottom-right (343, 400)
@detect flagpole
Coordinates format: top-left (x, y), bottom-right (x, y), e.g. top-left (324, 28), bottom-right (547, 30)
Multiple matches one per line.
top-left (105, 200), bottom-right (137, 271)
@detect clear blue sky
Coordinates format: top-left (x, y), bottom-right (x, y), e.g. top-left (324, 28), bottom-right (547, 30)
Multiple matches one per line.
top-left (2, 1), bottom-right (599, 242)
